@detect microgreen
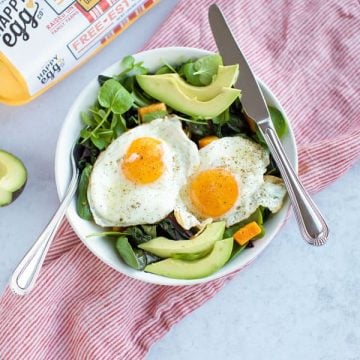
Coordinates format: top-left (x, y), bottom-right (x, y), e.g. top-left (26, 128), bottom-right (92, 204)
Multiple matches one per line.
top-left (116, 55), bottom-right (148, 82)
top-left (155, 65), bottom-right (174, 75)
top-left (80, 79), bottom-right (133, 149)
top-left (98, 79), bottom-right (133, 114)
top-left (179, 54), bottom-right (223, 86)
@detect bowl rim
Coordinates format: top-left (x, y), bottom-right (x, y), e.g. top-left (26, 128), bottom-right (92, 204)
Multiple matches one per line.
top-left (55, 46), bottom-right (298, 286)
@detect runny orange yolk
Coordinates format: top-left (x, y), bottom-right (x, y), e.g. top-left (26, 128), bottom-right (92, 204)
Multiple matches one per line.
top-left (121, 137), bottom-right (164, 184)
top-left (189, 168), bottom-right (239, 218)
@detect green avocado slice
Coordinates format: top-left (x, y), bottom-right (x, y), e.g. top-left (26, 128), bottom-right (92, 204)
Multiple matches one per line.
top-left (0, 150), bottom-right (27, 192)
top-left (136, 75), bottom-right (240, 119)
top-left (139, 221), bottom-right (226, 259)
top-left (146, 65), bottom-right (239, 101)
top-left (144, 237), bottom-right (234, 280)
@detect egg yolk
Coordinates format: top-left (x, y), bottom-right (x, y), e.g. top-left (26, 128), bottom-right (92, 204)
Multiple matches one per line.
top-left (121, 137), bottom-right (165, 184)
top-left (189, 168), bottom-right (239, 217)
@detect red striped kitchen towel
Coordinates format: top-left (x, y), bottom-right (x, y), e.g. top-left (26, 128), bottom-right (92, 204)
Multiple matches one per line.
top-left (0, 1), bottom-right (359, 359)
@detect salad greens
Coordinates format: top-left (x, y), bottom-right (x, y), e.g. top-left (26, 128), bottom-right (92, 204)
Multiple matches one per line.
top-left (76, 164), bottom-right (93, 220)
top-left (116, 237), bottom-right (147, 270)
top-left (76, 53), bottom-right (289, 272)
top-left (98, 79), bottom-right (133, 114)
top-left (255, 105), bottom-right (287, 146)
top-left (80, 79), bottom-right (133, 150)
top-left (116, 55), bottom-right (148, 82)
top-left (179, 54), bottom-right (223, 86)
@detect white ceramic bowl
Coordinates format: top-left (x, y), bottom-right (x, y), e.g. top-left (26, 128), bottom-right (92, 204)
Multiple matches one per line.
top-left (55, 47), bottom-right (298, 286)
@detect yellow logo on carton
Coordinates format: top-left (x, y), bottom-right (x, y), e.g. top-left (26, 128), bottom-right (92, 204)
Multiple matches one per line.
top-left (77, 0), bottom-right (100, 12)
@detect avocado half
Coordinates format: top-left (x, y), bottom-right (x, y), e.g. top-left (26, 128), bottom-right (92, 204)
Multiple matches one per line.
top-left (149, 65), bottom-right (239, 101)
top-left (139, 221), bottom-right (226, 259)
top-left (144, 237), bottom-right (234, 280)
top-left (0, 150), bottom-right (27, 206)
top-left (136, 67), bottom-right (240, 119)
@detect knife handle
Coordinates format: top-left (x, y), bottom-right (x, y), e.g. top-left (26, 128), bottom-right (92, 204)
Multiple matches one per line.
top-left (261, 124), bottom-right (329, 246)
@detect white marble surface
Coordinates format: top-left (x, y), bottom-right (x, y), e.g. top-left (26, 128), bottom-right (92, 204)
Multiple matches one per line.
top-left (1, 1), bottom-right (360, 359)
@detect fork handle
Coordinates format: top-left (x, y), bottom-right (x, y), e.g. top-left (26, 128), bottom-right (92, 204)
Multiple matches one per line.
top-left (260, 122), bottom-right (329, 246)
top-left (9, 172), bottom-right (79, 295)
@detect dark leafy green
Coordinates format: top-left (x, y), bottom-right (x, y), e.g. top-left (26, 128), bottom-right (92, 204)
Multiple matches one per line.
top-left (116, 236), bottom-right (147, 270)
top-left (141, 224), bottom-right (157, 238)
top-left (122, 76), bottom-right (153, 108)
top-left (255, 105), bottom-right (288, 145)
top-left (212, 108), bottom-right (230, 126)
top-left (98, 75), bottom-right (112, 86)
top-left (76, 164), bottom-right (93, 220)
top-left (269, 106), bottom-right (287, 138)
top-left (124, 226), bottom-right (153, 245)
top-left (74, 142), bottom-right (99, 169)
top-left (89, 226), bottom-right (154, 245)
top-left (157, 214), bottom-right (195, 240)
top-left (228, 243), bottom-right (247, 262)
top-left (260, 206), bottom-right (272, 222)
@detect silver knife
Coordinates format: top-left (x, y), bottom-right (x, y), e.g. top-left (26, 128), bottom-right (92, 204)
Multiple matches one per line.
top-left (208, 4), bottom-right (329, 246)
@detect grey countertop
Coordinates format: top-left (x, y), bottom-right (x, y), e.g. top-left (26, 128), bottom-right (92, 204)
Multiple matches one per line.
top-left (1, 1), bottom-right (359, 359)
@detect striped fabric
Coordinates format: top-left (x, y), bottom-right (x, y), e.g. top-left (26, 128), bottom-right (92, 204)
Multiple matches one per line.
top-left (0, 1), bottom-right (359, 358)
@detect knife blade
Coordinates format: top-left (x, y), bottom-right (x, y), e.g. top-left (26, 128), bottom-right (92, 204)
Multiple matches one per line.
top-left (208, 4), bottom-right (329, 246)
top-left (208, 4), bottom-right (270, 124)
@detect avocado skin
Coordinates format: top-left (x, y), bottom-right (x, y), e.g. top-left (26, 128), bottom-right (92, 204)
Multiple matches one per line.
top-left (0, 187), bottom-right (12, 206)
top-left (144, 237), bottom-right (234, 280)
top-left (0, 150), bottom-right (27, 206)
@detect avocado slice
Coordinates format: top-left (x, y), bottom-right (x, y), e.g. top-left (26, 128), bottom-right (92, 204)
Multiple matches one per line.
top-left (0, 150), bottom-right (27, 192)
top-left (136, 75), bottom-right (240, 119)
top-left (0, 186), bottom-right (12, 206)
top-left (139, 221), bottom-right (225, 259)
top-left (144, 237), bottom-right (234, 280)
top-left (144, 65), bottom-right (239, 101)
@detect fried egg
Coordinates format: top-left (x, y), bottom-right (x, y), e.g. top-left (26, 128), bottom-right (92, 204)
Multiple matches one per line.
top-left (88, 117), bottom-right (200, 227)
top-left (174, 136), bottom-right (287, 229)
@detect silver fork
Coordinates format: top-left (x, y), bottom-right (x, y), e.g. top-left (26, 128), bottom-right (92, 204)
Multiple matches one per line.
top-left (9, 143), bottom-right (80, 296)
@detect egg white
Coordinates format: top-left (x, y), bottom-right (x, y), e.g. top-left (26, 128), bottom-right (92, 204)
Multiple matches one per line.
top-left (174, 136), bottom-right (287, 229)
top-left (88, 117), bottom-right (200, 227)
